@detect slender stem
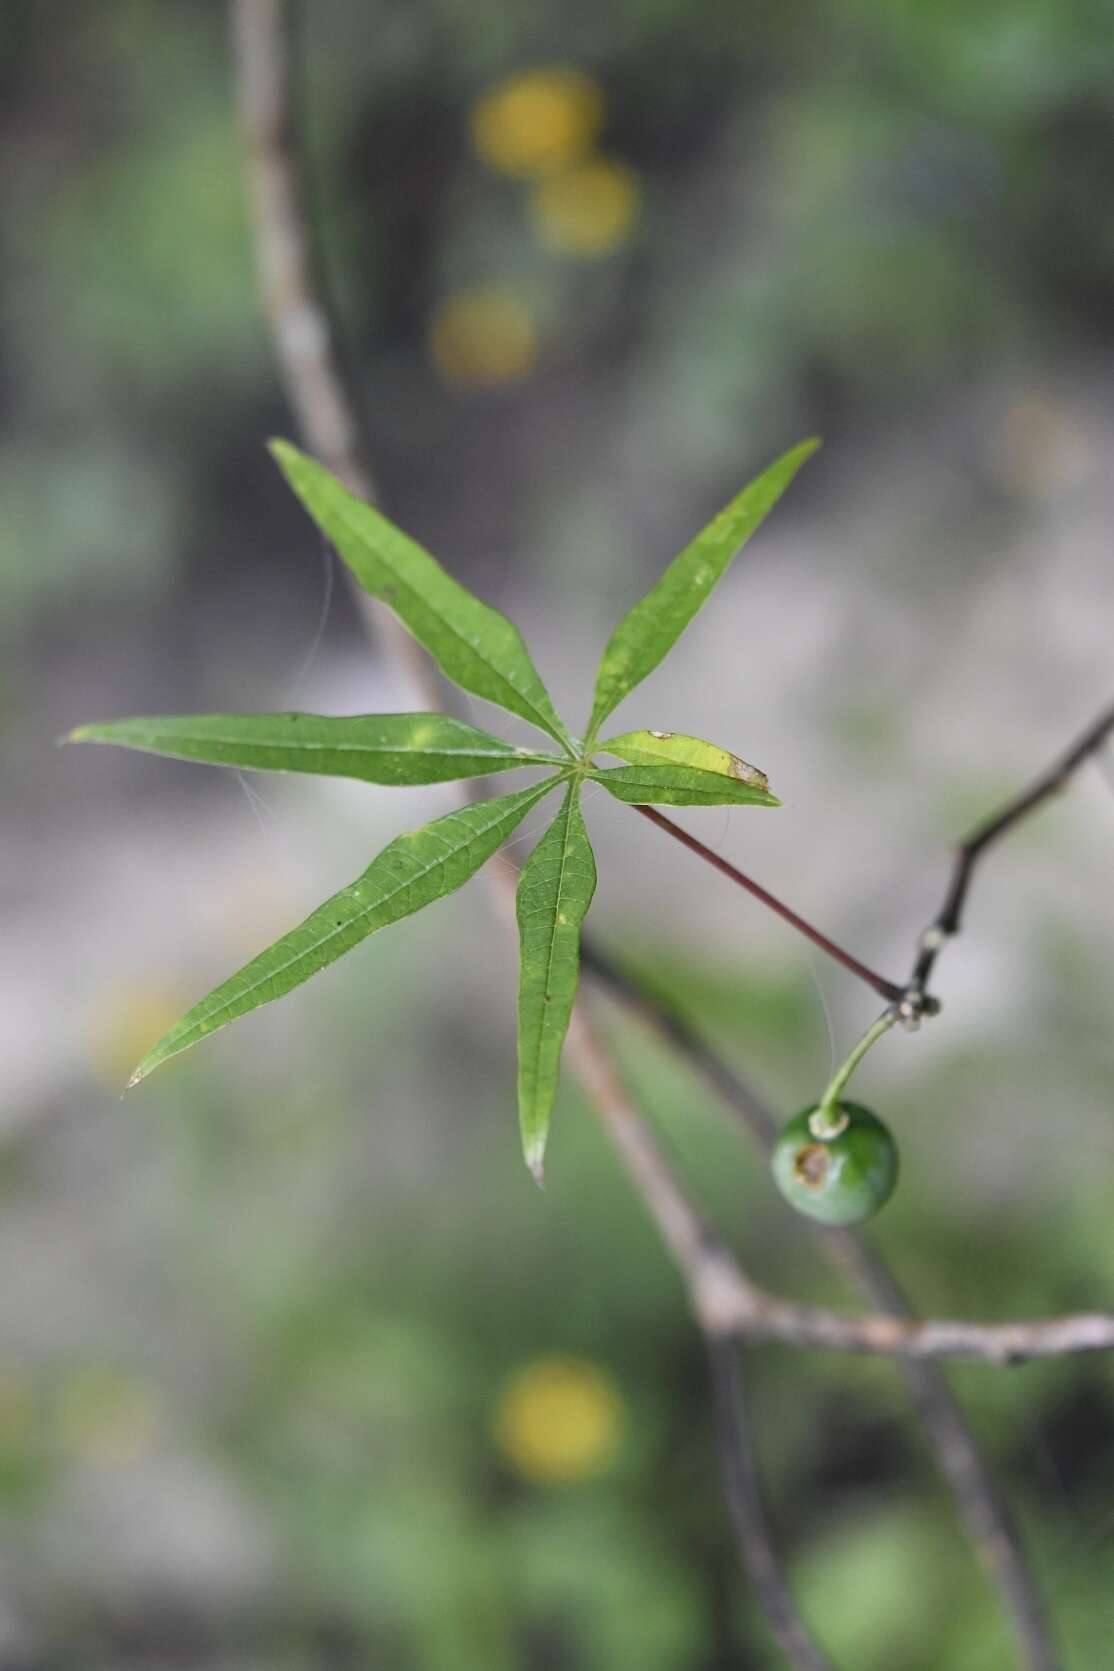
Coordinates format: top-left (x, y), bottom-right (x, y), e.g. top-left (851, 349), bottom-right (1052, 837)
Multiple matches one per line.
top-left (634, 804), bottom-right (905, 1003)
top-left (231, 0), bottom-right (431, 697)
top-left (637, 702), bottom-right (1112, 1024)
top-left (907, 700), bottom-right (1114, 994)
top-left (232, 0), bottom-right (366, 496)
top-left (229, 10), bottom-right (1087, 1665)
top-left (813, 1008), bottom-right (898, 1132)
top-left (820, 1231), bottom-right (1058, 1671)
top-left (708, 1341), bottom-right (835, 1671)
top-left (582, 945), bottom-right (1058, 1670)
top-left (734, 1301), bottom-right (1114, 1361)
top-left (568, 1002), bottom-right (1114, 1362)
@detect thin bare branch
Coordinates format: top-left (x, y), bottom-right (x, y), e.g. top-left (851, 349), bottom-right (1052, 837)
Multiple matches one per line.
top-left (818, 1232), bottom-right (1057, 1671)
top-left (564, 1005), bottom-right (736, 1279)
top-left (709, 1341), bottom-right (835, 1671)
top-left (232, 0), bottom-right (366, 496)
top-left (566, 996), bottom-right (1114, 1369)
top-left (579, 937), bottom-right (1056, 1668)
top-left (611, 700), bottom-right (1111, 1664)
top-left (737, 1298), bottom-right (1114, 1362)
top-left (231, 0), bottom-right (429, 694)
top-left (228, 9), bottom-right (1089, 1666)
top-left (581, 941), bottom-right (780, 1147)
top-left (634, 702), bottom-right (1113, 1028)
top-left (907, 700), bottom-right (1114, 996)
top-left (231, 11), bottom-right (833, 1656)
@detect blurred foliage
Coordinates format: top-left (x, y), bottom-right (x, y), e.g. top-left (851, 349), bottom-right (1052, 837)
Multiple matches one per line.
top-left (4, 0), bottom-right (1114, 639)
top-left (3, 0), bottom-right (1114, 1665)
top-left (4, 938), bottom-right (1111, 1666)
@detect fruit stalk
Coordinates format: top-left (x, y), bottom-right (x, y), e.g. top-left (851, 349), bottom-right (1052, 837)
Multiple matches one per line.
top-left (811, 1008), bottom-right (898, 1138)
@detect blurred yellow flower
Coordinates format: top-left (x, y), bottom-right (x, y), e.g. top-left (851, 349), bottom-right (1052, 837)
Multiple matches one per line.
top-left (530, 157), bottom-right (640, 258)
top-left (51, 1364), bottom-right (162, 1466)
top-left (428, 287), bottom-right (537, 388)
top-left (470, 68), bottom-right (605, 180)
top-left (493, 1355), bottom-right (624, 1484)
top-left (86, 981), bottom-right (190, 1088)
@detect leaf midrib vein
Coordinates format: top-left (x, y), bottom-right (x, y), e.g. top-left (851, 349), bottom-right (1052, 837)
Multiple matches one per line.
top-left (115, 729), bottom-right (553, 763)
top-left (523, 791), bottom-right (580, 1106)
top-left (322, 488), bottom-right (564, 744)
top-left (161, 785), bottom-right (549, 1053)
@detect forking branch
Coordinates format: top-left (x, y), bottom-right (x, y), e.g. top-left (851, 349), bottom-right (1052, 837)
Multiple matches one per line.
top-left (633, 695), bottom-right (1113, 1018)
top-left (566, 994), bottom-right (1114, 1366)
top-left (229, 5), bottom-right (1112, 1667)
top-left (905, 700), bottom-right (1114, 997)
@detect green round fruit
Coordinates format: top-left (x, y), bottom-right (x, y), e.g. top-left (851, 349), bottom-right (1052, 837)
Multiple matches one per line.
top-left (771, 1100), bottom-right (898, 1226)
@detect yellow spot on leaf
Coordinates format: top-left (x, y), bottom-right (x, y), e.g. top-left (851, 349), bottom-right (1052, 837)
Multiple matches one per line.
top-left (493, 1355), bottom-right (624, 1484)
top-left (470, 68), bottom-right (605, 180)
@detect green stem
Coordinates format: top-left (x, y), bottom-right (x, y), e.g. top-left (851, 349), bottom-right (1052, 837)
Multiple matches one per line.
top-left (811, 1009), bottom-right (898, 1138)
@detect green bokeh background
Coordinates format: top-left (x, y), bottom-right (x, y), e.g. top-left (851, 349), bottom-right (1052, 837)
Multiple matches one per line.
top-left (2, 1), bottom-right (1113, 1666)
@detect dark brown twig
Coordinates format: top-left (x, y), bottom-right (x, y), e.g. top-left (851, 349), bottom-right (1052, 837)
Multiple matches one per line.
top-left (566, 1003), bottom-right (1114, 1363)
top-left (583, 942), bottom-right (1056, 1668)
top-left (230, 8), bottom-right (834, 1660)
top-left (232, 0), bottom-right (365, 495)
top-left (231, 0), bottom-right (429, 694)
top-left (907, 701), bottom-right (1114, 996)
top-left (709, 1341), bottom-right (835, 1670)
top-left (228, 9), bottom-right (1094, 1667)
top-left (818, 1233), bottom-right (1056, 1670)
top-left (635, 701), bottom-right (1113, 1025)
top-left (633, 804), bottom-right (906, 1003)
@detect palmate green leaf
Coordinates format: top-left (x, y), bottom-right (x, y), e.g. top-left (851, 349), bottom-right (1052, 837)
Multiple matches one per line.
top-left (271, 441), bottom-right (573, 752)
top-left (515, 784), bottom-right (597, 1181)
top-left (585, 438), bottom-right (820, 739)
top-left (588, 764), bottom-right (780, 808)
top-left (68, 712), bottom-right (563, 786)
top-left (128, 776), bottom-right (561, 1087)
top-left (600, 728), bottom-right (772, 792)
